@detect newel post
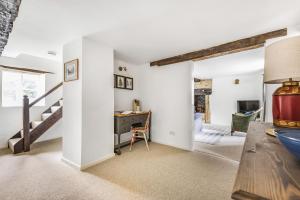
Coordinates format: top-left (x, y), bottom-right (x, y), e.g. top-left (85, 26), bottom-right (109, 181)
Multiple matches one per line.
top-left (23, 95), bottom-right (30, 152)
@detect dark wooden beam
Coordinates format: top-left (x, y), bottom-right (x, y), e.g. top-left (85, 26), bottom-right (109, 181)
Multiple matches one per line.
top-left (0, 65), bottom-right (54, 74)
top-left (150, 28), bottom-right (287, 66)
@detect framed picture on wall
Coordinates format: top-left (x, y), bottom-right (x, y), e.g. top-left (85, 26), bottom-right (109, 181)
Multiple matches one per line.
top-left (114, 74), bottom-right (116, 88)
top-left (125, 77), bottom-right (133, 90)
top-left (64, 59), bottom-right (79, 82)
top-left (116, 75), bottom-right (126, 89)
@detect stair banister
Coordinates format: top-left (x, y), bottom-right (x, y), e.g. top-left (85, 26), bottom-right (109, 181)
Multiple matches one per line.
top-left (29, 82), bottom-right (63, 108)
top-left (22, 82), bottom-right (63, 151)
top-left (23, 95), bottom-right (30, 152)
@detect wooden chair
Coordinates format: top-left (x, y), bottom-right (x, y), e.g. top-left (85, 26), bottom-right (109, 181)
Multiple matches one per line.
top-left (130, 111), bottom-right (151, 151)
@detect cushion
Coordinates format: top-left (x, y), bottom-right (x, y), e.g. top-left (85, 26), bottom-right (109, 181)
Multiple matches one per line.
top-left (131, 127), bottom-right (145, 131)
top-left (231, 113), bottom-right (253, 133)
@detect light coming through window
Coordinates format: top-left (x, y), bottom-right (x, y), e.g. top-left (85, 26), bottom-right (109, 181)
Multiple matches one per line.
top-left (2, 71), bottom-right (45, 107)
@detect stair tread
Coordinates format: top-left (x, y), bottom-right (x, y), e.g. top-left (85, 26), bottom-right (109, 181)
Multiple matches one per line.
top-left (32, 121), bottom-right (43, 124)
top-left (42, 113), bottom-right (52, 120)
top-left (21, 129), bottom-right (33, 133)
top-left (32, 121), bottom-right (43, 129)
top-left (9, 138), bottom-right (22, 145)
top-left (20, 129), bottom-right (33, 138)
top-left (51, 106), bottom-right (62, 113)
top-left (51, 106), bottom-right (61, 108)
top-left (8, 138), bottom-right (22, 153)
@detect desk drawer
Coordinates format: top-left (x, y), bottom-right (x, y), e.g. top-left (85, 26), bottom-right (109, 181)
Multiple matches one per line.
top-left (114, 114), bottom-right (148, 134)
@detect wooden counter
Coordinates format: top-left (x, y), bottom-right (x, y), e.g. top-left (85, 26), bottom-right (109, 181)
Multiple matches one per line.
top-left (232, 122), bottom-right (300, 200)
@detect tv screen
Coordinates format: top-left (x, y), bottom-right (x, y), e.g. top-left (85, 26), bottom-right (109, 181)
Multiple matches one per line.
top-left (237, 100), bottom-right (260, 114)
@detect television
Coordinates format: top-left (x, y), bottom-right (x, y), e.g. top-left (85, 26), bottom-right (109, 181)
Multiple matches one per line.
top-left (237, 100), bottom-right (260, 114)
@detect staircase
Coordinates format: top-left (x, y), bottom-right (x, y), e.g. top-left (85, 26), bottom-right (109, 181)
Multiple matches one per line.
top-left (8, 82), bottom-right (63, 154)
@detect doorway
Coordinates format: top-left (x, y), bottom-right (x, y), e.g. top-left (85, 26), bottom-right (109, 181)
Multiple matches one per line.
top-left (194, 78), bottom-right (212, 124)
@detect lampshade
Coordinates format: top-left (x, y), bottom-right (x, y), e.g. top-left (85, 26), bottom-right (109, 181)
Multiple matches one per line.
top-left (264, 36), bottom-right (300, 84)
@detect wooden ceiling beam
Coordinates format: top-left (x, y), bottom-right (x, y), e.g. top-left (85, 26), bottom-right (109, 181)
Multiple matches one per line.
top-left (150, 28), bottom-right (287, 67)
top-left (0, 65), bottom-right (54, 74)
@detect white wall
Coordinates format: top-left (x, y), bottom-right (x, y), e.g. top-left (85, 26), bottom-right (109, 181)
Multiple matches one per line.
top-left (114, 61), bottom-right (194, 150)
top-left (62, 37), bottom-right (114, 168)
top-left (0, 54), bottom-right (63, 149)
top-left (139, 62), bottom-right (194, 150)
top-left (113, 60), bottom-right (144, 143)
top-left (62, 38), bottom-right (83, 166)
top-left (210, 72), bottom-right (263, 126)
top-left (114, 60), bottom-right (142, 111)
top-left (81, 38), bottom-right (114, 166)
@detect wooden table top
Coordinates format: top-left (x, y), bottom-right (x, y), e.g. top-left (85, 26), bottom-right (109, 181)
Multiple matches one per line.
top-left (114, 111), bottom-right (149, 118)
top-left (232, 122), bottom-right (300, 200)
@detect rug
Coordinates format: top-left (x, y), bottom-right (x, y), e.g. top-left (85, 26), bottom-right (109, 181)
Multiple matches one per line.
top-left (194, 129), bottom-right (225, 145)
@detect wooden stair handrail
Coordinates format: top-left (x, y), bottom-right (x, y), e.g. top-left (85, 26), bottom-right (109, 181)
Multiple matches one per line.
top-left (29, 82), bottom-right (63, 108)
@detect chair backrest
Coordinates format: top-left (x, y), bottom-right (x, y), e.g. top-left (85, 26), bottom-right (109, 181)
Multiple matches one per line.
top-left (231, 107), bottom-right (263, 133)
top-left (144, 111), bottom-right (151, 131)
top-left (251, 107), bottom-right (264, 121)
top-left (231, 113), bottom-right (253, 133)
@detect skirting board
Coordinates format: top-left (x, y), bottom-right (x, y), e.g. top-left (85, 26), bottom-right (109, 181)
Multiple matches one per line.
top-left (80, 153), bottom-right (115, 170)
top-left (61, 157), bottom-right (81, 169)
top-left (151, 139), bottom-right (192, 151)
top-left (62, 153), bottom-right (115, 171)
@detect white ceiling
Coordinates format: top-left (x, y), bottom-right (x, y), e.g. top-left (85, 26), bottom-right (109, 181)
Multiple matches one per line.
top-left (193, 48), bottom-right (264, 78)
top-left (3, 0), bottom-right (300, 64)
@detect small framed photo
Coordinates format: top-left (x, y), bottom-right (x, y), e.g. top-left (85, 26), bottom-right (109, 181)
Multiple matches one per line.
top-left (125, 77), bottom-right (133, 90)
top-left (64, 59), bottom-right (79, 82)
top-left (116, 75), bottom-right (126, 89)
top-left (114, 74), bottom-right (116, 88)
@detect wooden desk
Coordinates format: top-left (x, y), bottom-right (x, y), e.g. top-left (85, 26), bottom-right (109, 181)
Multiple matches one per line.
top-left (114, 112), bottom-right (151, 155)
top-left (232, 122), bottom-right (300, 200)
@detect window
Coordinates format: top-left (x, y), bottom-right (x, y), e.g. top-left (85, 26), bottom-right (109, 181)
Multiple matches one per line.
top-left (2, 71), bottom-right (45, 107)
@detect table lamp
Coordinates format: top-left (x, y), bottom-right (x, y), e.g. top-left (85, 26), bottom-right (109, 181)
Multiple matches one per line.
top-left (264, 36), bottom-right (300, 128)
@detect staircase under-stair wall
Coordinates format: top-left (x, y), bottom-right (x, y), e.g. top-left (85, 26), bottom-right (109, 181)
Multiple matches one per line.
top-left (8, 82), bottom-right (63, 154)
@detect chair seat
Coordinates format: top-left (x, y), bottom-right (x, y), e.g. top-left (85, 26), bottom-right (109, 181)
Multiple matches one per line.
top-left (131, 127), bottom-right (146, 132)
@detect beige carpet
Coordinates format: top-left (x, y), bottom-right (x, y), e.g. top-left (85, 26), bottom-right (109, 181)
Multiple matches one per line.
top-left (0, 139), bottom-right (239, 200)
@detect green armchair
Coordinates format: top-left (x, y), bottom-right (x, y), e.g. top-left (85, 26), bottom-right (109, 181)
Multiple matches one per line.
top-left (231, 108), bottom-right (263, 135)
